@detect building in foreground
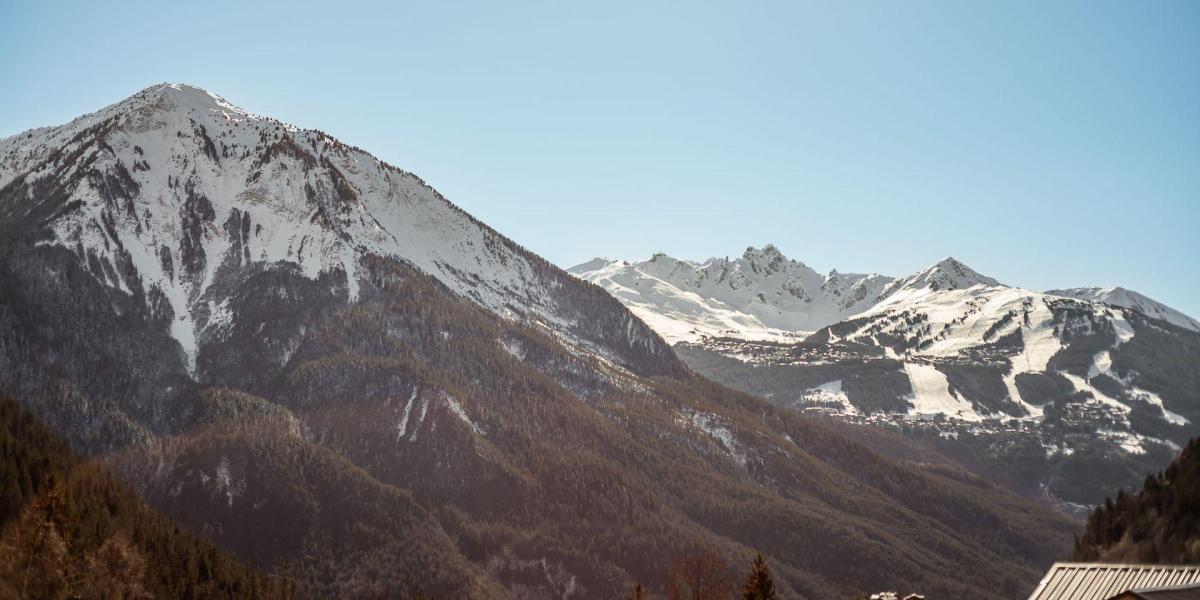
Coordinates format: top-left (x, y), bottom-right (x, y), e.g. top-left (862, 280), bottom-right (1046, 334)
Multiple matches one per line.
top-left (1028, 563), bottom-right (1200, 600)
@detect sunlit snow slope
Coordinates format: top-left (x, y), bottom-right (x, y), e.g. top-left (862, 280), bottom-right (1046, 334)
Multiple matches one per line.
top-left (568, 245), bottom-right (893, 343)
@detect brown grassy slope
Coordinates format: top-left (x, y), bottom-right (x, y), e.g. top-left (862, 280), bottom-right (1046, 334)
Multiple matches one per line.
top-left (107, 256), bottom-right (1078, 599)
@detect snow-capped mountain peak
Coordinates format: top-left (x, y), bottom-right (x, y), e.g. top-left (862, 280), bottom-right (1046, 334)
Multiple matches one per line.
top-left (1, 83), bottom-right (678, 378)
top-left (862, 256), bottom-right (1004, 315)
top-left (1, 84), bottom-right (258, 188)
top-left (894, 256), bottom-right (1001, 292)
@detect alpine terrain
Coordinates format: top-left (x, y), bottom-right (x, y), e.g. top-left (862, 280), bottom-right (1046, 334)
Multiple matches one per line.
top-left (0, 84), bottom-right (1082, 598)
top-left (572, 247), bottom-right (1200, 512)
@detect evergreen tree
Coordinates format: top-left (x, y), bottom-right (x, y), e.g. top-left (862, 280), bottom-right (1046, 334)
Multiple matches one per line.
top-left (624, 582), bottom-right (647, 600)
top-left (741, 553), bottom-right (776, 600)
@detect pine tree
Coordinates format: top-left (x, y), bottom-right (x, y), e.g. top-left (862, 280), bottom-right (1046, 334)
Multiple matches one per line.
top-left (741, 553), bottom-right (776, 600)
top-left (625, 582), bottom-right (647, 600)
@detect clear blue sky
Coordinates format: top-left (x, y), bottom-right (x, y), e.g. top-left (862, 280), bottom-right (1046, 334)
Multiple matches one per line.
top-left (3, 1), bottom-right (1198, 316)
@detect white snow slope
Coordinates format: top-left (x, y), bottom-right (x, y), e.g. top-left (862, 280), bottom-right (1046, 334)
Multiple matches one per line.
top-left (1047, 286), bottom-right (1200, 332)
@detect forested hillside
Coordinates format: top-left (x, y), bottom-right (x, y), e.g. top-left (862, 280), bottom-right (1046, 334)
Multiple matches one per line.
top-left (1074, 437), bottom-right (1200, 563)
top-left (0, 395), bottom-right (292, 599)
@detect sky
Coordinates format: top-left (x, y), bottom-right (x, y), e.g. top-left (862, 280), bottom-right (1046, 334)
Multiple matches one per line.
top-left (3, 1), bottom-right (1198, 316)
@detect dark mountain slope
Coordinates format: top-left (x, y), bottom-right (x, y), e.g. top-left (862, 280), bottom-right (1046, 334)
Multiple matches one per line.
top-left (102, 255), bottom-right (1074, 598)
top-left (113, 404), bottom-right (508, 599)
top-left (0, 395), bottom-right (290, 599)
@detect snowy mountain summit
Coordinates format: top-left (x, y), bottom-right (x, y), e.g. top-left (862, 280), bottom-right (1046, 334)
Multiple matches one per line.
top-left (0, 83), bottom-right (675, 377)
top-left (879, 256), bottom-right (1000, 296)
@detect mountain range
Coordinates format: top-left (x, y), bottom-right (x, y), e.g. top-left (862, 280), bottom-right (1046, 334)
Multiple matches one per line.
top-left (570, 247), bottom-right (1197, 343)
top-left (0, 84), bottom-right (1095, 598)
top-left (571, 248), bottom-right (1200, 510)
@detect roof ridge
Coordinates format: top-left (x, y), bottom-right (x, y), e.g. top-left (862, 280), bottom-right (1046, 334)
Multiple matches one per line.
top-left (1047, 562), bottom-right (1200, 570)
top-left (1132, 581), bottom-right (1200, 592)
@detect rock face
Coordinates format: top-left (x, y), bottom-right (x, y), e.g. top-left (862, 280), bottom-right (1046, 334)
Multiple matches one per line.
top-left (576, 249), bottom-right (1200, 509)
top-left (1, 85), bottom-right (1078, 599)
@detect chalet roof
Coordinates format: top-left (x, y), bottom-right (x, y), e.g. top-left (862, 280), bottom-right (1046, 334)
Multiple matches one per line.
top-left (1028, 563), bottom-right (1200, 600)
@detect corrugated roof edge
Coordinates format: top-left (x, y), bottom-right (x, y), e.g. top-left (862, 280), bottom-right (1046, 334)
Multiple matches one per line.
top-left (1131, 581), bottom-right (1200, 593)
top-left (1028, 563), bottom-right (1200, 600)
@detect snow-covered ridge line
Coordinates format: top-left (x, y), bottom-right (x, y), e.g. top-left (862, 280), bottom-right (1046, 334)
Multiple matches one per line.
top-left (571, 249), bottom-right (1198, 345)
top-left (1047, 286), bottom-right (1200, 332)
top-left (568, 245), bottom-right (896, 344)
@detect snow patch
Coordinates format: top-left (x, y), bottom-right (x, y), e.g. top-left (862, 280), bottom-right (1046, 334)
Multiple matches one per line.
top-left (444, 394), bottom-right (483, 435)
top-left (677, 409), bottom-right (747, 467)
top-left (903, 362), bottom-right (981, 421)
top-left (799, 380), bottom-right (860, 416)
top-left (396, 386), bottom-right (419, 442)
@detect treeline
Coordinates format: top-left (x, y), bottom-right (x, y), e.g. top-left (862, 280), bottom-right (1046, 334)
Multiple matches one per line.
top-left (0, 395), bottom-right (293, 599)
top-left (624, 549), bottom-right (777, 600)
top-left (1073, 437), bottom-right (1200, 563)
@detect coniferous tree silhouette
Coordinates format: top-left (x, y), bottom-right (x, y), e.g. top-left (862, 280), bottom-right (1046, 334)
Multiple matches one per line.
top-left (741, 553), bottom-right (777, 600)
top-left (624, 582), bottom-right (647, 600)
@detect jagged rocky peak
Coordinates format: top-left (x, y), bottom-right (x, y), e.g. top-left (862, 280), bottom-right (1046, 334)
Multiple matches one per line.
top-left (570, 245), bottom-right (898, 342)
top-left (738, 243), bottom-right (820, 278)
top-left (741, 243), bottom-right (787, 272)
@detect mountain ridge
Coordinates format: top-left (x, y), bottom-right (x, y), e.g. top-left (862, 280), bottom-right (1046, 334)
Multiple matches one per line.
top-left (571, 247), bottom-right (1198, 343)
top-left (1047, 286), bottom-right (1200, 332)
top-left (567, 244), bottom-right (896, 343)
